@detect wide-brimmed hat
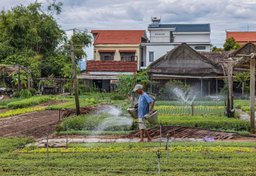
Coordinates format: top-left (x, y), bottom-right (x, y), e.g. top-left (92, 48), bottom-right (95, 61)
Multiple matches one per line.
top-left (133, 84), bottom-right (143, 92)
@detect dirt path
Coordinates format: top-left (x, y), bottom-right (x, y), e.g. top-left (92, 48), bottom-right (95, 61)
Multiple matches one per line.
top-left (0, 110), bottom-right (60, 138)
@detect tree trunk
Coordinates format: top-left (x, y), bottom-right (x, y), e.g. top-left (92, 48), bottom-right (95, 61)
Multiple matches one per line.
top-left (242, 82), bottom-right (245, 99)
top-left (250, 58), bottom-right (255, 134)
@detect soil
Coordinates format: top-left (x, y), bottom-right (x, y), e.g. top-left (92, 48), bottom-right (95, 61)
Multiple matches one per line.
top-left (0, 110), bottom-right (60, 139)
top-left (0, 109), bottom-right (8, 113)
top-left (127, 126), bottom-right (245, 140)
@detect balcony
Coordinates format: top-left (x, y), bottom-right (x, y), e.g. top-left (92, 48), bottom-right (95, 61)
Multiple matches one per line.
top-left (86, 60), bottom-right (137, 73)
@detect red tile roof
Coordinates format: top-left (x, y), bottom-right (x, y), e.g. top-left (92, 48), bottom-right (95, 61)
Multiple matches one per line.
top-left (226, 31), bottom-right (256, 42)
top-left (91, 30), bottom-right (145, 44)
top-left (86, 61), bottom-right (137, 72)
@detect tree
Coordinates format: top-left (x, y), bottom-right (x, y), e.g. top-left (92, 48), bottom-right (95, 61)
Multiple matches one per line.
top-left (235, 72), bottom-right (250, 99)
top-left (212, 46), bottom-right (223, 52)
top-left (0, 2), bottom-right (65, 86)
top-left (70, 32), bottom-right (92, 61)
top-left (223, 37), bottom-right (240, 51)
top-left (117, 70), bottom-right (150, 96)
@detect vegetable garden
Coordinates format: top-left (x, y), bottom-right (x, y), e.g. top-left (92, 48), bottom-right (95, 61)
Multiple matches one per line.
top-left (0, 138), bottom-right (256, 176)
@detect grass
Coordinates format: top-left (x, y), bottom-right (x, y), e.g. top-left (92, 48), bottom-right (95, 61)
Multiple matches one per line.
top-left (7, 96), bottom-right (53, 109)
top-left (0, 107), bottom-right (45, 118)
top-left (1, 139), bottom-right (256, 176)
top-left (46, 98), bottom-right (98, 110)
top-left (155, 105), bottom-right (224, 116)
top-left (0, 98), bottom-right (22, 109)
top-left (0, 137), bottom-right (33, 154)
top-left (158, 114), bottom-right (250, 131)
top-left (156, 100), bottom-right (225, 106)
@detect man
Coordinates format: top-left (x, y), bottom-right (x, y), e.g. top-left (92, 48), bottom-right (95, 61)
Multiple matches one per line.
top-left (133, 84), bottom-right (154, 142)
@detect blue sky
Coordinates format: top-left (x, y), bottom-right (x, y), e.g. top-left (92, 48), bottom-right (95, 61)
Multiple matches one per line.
top-left (1, 0), bottom-right (256, 58)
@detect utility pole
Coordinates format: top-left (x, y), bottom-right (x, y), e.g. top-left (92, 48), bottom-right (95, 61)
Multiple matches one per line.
top-left (71, 29), bottom-right (80, 115)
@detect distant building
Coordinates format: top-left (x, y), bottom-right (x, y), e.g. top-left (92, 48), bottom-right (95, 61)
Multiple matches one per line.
top-left (79, 30), bottom-right (147, 92)
top-left (141, 17), bottom-right (211, 68)
top-left (226, 31), bottom-right (256, 46)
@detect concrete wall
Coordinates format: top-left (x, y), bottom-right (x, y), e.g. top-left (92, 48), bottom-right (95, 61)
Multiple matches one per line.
top-left (173, 33), bottom-right (210, 43)
top-left (94, 44), bottom-right (141, 70)
top-left (145, 45), bottom-right (175, 67)
top-left (150, 30), bottom-right (171, 43)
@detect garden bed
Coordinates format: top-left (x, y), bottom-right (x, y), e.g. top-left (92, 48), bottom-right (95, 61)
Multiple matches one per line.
top-left (1, 139), bottom-right (256, 175)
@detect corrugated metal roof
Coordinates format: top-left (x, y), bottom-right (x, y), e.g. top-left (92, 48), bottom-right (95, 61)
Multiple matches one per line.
top-left (148, 24), bottom-right (211, 32)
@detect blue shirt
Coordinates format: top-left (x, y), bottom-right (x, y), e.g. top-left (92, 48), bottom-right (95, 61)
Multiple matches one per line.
top-left (138, 92), bottom-right (154, 118)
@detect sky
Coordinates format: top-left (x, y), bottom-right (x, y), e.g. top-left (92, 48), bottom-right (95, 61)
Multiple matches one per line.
top-left (1, 0), bottom-right (256, 58)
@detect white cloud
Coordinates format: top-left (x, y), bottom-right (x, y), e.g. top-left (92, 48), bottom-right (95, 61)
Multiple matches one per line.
top-left (1, 0), bottom-right (256, 47)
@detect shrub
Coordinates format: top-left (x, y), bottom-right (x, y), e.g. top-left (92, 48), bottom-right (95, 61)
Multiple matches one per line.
top-left (20, 89), bottom-right (32, 98)
top-left (111, 94), bottom-right (126, 100)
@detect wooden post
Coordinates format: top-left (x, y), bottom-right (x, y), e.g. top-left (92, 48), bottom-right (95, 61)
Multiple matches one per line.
top-left (208, 80), bottom-right (211, 95)
top-left (226, 63), bottom-right (234, 117)
top-left (200, 78), bottom-right (203, 97)
top-left (215, 78), bottom-right (218, 95)
top-left (191, 102), bottom-right (194, 116)
top-left (250, 57), bottom-right (255, 134)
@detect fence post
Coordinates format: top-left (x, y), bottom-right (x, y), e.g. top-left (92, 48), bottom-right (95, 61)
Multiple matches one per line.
top-left (191, 102), bottom-right (194, 116)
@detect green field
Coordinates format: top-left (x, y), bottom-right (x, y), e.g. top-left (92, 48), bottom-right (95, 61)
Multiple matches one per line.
top-left (0, 138), bottom-right (256, 176)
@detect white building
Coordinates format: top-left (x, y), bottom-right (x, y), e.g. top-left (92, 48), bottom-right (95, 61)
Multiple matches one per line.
top-left (141, 17), bottom-right (211, 68)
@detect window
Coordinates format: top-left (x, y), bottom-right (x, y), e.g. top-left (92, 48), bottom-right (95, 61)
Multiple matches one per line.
top-left (100, 52), bottom-right (114, 61)
top-left (149, 51), bottom-right (154, 62)
top-left (120, 52), bottom-right (136, 61)
top-left (195, 46), bottom-right (206, 50)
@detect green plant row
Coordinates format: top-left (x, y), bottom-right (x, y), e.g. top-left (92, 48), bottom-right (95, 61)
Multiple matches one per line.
top-left (1, 139), bottom-right (256, 176)
top-left (158, 115), bottom-right (250, 131)
top-left (58, 113), bottom-right (131, 132)
top-left (0, 107), bottom-right (45, 118)
top-left (155, 105), bottom-right (224, 116)
top-left (46, 98), bottom-right (98, 110)
top-left (7, 96), bottom-right (52, 109)
top-left (156, 100), bottom-right (225, 106)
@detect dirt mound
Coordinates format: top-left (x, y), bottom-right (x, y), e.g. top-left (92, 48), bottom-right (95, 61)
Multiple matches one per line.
top-left (127, 126), bottom-right (240, 140)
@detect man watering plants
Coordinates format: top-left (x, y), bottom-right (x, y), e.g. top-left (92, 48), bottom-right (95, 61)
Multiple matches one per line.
top-left (133, 84), bottom-right (154, 142)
